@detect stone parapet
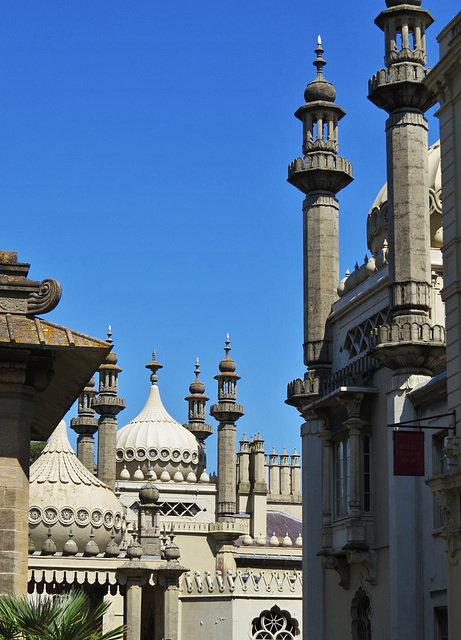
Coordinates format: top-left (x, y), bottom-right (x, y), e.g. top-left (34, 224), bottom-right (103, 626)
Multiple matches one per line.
top-left (288, 153), bottom-right (353, 194)
top-left (181, 569), bottom-right (302, 597)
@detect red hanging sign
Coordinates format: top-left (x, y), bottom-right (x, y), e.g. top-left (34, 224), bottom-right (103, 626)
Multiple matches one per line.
top-left (393, 430), bottom-right (425, 476)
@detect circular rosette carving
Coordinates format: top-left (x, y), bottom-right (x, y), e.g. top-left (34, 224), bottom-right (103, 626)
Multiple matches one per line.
top-left (43, 506), bottom-right (58, 525)
top-left (76, 508), bottom-right (90, 525)
top-left (29, 506), bottom-right (42, 524)
top-left (103, 511), bottom-right (114, 529)
top-left (27, 278), bottom-right (62, 315)
top-left (59, 506), bottom-right (75, 525)
top-left (91, 509), bottom-right (104, 527)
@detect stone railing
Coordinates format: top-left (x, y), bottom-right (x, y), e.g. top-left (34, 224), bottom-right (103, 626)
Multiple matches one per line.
top-left (181, 569), bottom-right (302, 596)
top-left (288, 153), bottom-right (353, 178)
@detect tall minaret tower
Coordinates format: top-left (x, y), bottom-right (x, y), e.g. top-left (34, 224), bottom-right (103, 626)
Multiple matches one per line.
top-left (288, 37), bottom-right (353, 386)
top-left (368, 0), bottom-right (436, 326)
top-left (92, 328), bottom-right (125, 490)
top-left (210, 335), bottom-right (244, 521)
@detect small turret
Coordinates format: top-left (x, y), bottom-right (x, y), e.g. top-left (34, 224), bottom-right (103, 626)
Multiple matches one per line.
top-left (70, 377), bottom-right (98, 473)
top-left (185, 358), bottom-right (213, 444)
top-left (210, 335), bottom-right (244, 521)
top-left (93, 327), bottom-right (125, 490)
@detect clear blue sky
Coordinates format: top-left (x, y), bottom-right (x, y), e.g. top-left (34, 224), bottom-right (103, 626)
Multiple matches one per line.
top-left (1, 1), bottom-right (458, 473)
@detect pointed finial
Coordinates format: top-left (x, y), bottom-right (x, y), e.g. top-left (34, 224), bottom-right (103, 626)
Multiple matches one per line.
top-left (195, 357), bottom-right (200, 378)
top-left (107, 325), bottom-right (113, 345)
top-left (313, 35), bottom-right (326, 79)
top-left (145, 348), bottom-right (163, 384)
top-left (225, 333), bottom-right (230, 357)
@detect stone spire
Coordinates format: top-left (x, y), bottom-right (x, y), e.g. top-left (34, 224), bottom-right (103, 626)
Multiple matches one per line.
top-left (210, 335), bottom-right (244, 521)
top-left (70, 377), bottom-right (98, 473)
top-left (93, 327), bottom-right (125, 490)
top-left (287, 38), bottom-right (353, 390)
top-left (184, 357), bottom-right (213, 444)
top-left (368, 1), bottom-right (444, 372)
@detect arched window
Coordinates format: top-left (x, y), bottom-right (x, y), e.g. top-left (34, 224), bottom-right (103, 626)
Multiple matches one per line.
top-left (351, 587), bottom-right (372, 640)
top-left (251, 605), bottom-right (299, 639)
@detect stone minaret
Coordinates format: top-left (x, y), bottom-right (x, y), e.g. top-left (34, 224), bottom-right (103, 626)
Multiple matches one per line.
top-left (368, 0), bottom-right (436, 325)
top-left (70, 377), bottom-right (98, 473)
top-left (185, 358), bottom-right (213, 447)
top-left (210, 335), bottom-right (244, 521)
top-left (288, 37), bottom-right (353, 385)
top-left (93, 328), bottom-right (125, 490)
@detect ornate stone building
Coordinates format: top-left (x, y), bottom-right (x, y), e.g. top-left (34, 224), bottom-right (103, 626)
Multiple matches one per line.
top-left (27, 338), bottom-right (303, 640)
top-left (286, 1), bottom-right (461, 639)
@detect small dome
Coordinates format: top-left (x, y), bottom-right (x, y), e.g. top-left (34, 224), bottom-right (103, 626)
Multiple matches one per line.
top-left (219, 334), bottom-right (237, 373)
top-left (304, 36), bottom-right (336, 104)
top-left (139, 483), bottom-right (159, 504)
top-left (29, 421), bottom-right (125, 554)
top-left (304, 79), bottom-right (336, 103)
top-left (116, 360), bottom-right (205, 483)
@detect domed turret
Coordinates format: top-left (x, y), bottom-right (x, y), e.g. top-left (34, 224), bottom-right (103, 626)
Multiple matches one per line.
top-left (116, 350), bottom-right (205, 483)
top-left (29, 421), bottom-right (125, 553)
top-left (185, 358), bottom-right (213, 445)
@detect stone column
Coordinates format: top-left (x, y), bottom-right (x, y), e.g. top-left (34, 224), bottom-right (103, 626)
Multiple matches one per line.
top-left (280, 448), bottom-right (290, 496)
top-left (117, 554), bottom-right (150, 640)
top-left (302, 193), bottom-right (339, 370)
top-left (249, 433), bottom-right (267, 539)
top-left (301, 414), bottom-right (326, 640)
top-left (237, 434), bottom-right (250, 495)
top-left (386, 111), bottom-right (432, 322)
top-left (268, 448), bottom-right (280, 495)
top-left (163, 579), bottom-right (180, 640)
top-left (290, 448), bottom-right (301, 496)
top-left (0, 384), bottom-right (35, 595)
top-left (126, 581), bottom-right (142, 640)
top-left (345, 418), bottom-right (365, 519)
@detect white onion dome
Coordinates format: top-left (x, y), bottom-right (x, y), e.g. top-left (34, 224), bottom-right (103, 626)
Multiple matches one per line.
top-left (29, 421), bottom-right (125, 553)
top-left (367, 140), bottom-right (442, 256)
top-left (116, 351), bottom-right (205, 483)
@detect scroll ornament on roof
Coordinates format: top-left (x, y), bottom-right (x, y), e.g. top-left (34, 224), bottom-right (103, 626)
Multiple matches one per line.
top-left (0, 251), bottom-right (61, 315)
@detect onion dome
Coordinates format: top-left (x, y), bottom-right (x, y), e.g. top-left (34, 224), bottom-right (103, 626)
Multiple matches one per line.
top-left (367, 141), bottom-right (442, 256)
top-left (29, 421), bottom-right (125, 553)
top-left (304, 36), bottom-right (336, 103)
top-left (189, 359), bottom-right (205, 394)
top-left (218, 335), bottom-right (237, 373)
top-left (116, 350), bottom-right (205, 483)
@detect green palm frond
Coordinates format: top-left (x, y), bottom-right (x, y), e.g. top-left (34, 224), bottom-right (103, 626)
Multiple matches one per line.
top-left (0, 592), bottom-right (125, 640)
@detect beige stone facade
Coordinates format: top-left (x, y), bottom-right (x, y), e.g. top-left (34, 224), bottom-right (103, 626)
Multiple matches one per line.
top-left (287, 1), bottom-right (461, 639)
